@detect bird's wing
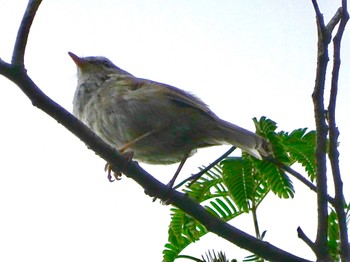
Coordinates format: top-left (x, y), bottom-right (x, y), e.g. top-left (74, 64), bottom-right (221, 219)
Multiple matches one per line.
top-left (117, 75), bottom-right (217, 117)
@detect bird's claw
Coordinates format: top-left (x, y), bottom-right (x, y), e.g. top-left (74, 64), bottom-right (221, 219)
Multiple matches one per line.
top-left (104, 163), bottom-right (122, 182)
top-left (104, 151), bottom-right (134, 182)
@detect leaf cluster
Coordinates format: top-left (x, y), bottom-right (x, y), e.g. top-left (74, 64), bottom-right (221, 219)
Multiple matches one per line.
top-left (163, 117), bottom-right (318, 261)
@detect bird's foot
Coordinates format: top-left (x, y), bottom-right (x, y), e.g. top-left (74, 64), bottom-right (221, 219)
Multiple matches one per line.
top-left (104, 151), bottom-right (134, 182)
top-left (151, 181), bottom-right (177, 205)
top-left (104, 163), bottom-right (122, 182)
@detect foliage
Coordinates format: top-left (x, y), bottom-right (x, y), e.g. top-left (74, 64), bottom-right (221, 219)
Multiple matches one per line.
top-left (163, 166), bottom-right (243, 262)
top-left (201, 250), bottom-right (233, 262)
top-left (328, 208), bottom-right (341, 260)
top-left (163, 117), bottom-right (318, 261)
top-left (328, 204), bottom-right (350, 260)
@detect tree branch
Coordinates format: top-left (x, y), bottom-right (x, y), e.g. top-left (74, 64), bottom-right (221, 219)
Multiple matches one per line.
top-left (326, 7), bottom-right (343, 33)
top-left (310, 0), bottom-right (331, 260)
top-left (297, 227), bottom-right (316, 254)
top-left (12, 0), bottom-right (42, 67)
top-left (328, 1), bottom-right (350, 260)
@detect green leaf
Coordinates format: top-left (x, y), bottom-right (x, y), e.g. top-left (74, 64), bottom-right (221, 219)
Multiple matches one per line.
top-left (221, 157), bottom-right (255, 212)
top-left (280, 128), bottom-right (317, 181)
top-left (328, 208), bottom-right (340, 261)
top-left (201, 250), bottom-right (233, 262)
top-left (256, 159), bottom-right (294, 198)
top-left (163, 166), bottom-right (246, 261)
top-left (164, 116), bottom-right (319, 261)
top-left (183, 166), bottom-right (224, 202)
top-left (163, 207), bottom-right (208, 262)
top-left (243, 253), bottom-right (264, 262)
top-left (253, 116), bottom-right (278, 136)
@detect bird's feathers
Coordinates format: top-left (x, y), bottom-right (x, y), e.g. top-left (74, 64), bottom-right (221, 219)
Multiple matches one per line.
top-left (70, 53), bottom-right (270, 163)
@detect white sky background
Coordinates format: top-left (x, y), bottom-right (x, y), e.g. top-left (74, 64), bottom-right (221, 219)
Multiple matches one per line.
top-left (0, 1), bottom-right (349, 261)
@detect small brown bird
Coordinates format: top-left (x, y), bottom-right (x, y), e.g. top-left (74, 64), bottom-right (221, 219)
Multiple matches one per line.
top-left (69, 52), bottom-right (269, 184)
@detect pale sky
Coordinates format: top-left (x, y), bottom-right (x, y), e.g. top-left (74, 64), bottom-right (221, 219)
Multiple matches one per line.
top-left (0, 1), bottom-right (349, 261)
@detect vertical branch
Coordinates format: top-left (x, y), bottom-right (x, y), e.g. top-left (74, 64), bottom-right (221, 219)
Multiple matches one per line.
top-left (310, 0), bottom-right (331, 259)
top-left (12, 0), bottom-right (42, 67)
top-left (328, 1), bottom-right (349, 260)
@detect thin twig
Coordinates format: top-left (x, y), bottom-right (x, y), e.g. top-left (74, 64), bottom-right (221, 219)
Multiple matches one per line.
top-left (173, 146), bottom-right (236, 190)
top-left (297, 227), bottom-right (316, 253)
top-left (328, 1), bottom-right (350, 259)
top-left (12, 0), bottom-right (42, 67)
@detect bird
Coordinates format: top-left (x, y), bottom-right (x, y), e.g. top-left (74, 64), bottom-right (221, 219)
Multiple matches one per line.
top-left (68, 52), bottom-right (270, 186)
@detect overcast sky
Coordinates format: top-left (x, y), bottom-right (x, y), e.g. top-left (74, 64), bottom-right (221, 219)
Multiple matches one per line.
top-left (0, 1), bottom-right (349, 261)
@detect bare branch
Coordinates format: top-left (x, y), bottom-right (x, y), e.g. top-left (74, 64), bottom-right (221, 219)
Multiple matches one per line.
top-left (328, 1), bottom-right (350, 260)
top-left (310, 0), bottom-right (331, 259)
top-left (297, 227), bottom-right (316, 253)
top-left (311, 0), bottom-right (327, 35)
top-left (326, 8), bottom-right (342, 33)
top-left (0, 60), bottom-right (13, 76)
top-left (12, 0), bottom-right (42, 67)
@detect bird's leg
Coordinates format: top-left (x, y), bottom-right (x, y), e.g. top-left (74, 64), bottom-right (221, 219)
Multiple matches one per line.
top-left (152, 151), bottom-right (190, 204)
top-left (118, 130), bottom-right (157, 153)
top-left (105, 130), bottom-right (157, 182)
top-left (166, 151), bottom-right (190, 189)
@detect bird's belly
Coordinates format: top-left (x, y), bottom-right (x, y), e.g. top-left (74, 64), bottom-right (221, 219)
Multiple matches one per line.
top-left (81, 106), bottom-right (197, 164)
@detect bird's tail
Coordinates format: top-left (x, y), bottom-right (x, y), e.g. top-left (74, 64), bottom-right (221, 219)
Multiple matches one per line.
top-left (214, 119), bottom-right (270, 160)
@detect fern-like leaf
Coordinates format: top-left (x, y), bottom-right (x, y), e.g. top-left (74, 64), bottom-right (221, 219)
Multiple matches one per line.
top-left (201, 250), bottom-right (233, 262)
top-left (255, 159), bottom-right (294, 198)
top-left (164, 116), bottom-right (318, 261)
top-left (163, 167), bottom-right (245, 261)
top-left (254, 116), bottom-right (290, 163)
top-left (221, 157), bottom-right (255, 212)
top-left (280, 128), bottom-right (317, 181)
top-left (328, 208), bottom-right (341, 261)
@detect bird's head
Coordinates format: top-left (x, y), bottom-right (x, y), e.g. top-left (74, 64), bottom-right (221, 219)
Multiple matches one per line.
top-left (68, 52), bottom-right (132, 77)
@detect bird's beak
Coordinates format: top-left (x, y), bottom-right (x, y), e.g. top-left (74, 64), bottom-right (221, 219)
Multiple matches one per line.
top-left (68, 52), bottom-right (85, 67)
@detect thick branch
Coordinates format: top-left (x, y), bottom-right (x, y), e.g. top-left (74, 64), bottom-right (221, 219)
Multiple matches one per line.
top-left (12, 0), bottom-right (42, 67)
top-left (310, 0), bottom-right (331, 259)
top-left (328, 1), bottom-right (350, 260)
